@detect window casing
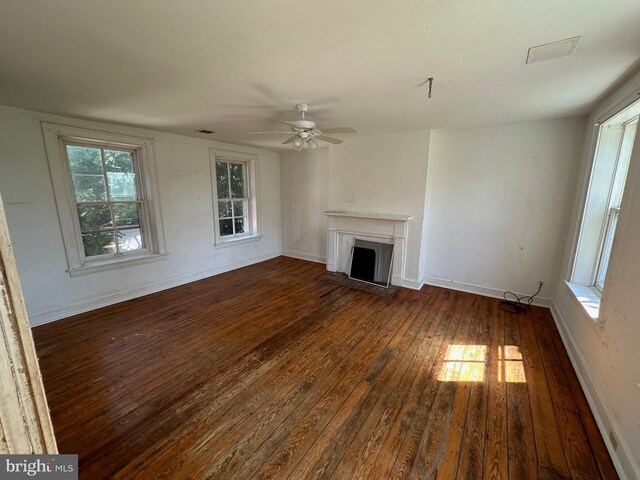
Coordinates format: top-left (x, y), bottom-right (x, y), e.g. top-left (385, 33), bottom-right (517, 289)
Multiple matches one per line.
top-left (210, 149), bottom-right (259, 245)
top-left (43, 123), bottom-right (166, 275)
top-left (571, 103), bottom-right (638, 301)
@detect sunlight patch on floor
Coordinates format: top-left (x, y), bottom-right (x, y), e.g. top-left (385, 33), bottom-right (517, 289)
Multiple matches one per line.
top-left (438, 344), bottom-right (487, 382)
top-left (438, 344), bottom-right (526, 383)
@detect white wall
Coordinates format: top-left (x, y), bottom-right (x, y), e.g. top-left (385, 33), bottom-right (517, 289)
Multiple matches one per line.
top-left (280, 130), bottom-right (431, 286)
top-left (0, 104), bottom-right (282, 325)
top-left (553, 70), bottom-right (640, 479)
top-left (280, 147), bottom-right (330, 264)
top-left (423, 118), bottom-right (586, 303)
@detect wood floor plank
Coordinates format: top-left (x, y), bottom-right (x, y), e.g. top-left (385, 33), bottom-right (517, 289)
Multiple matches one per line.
top-left (136, 294), bottom-right (400, 478)
top-left (406, 293), bottom-right (477, 479)
top-left (293, 300), bottom-right (428, 479)
top-left (546, 315), bottom-right (619, 480)
top-left (88, 287), bottom-right (365, 478)
top-left (532, 309), bottom-right (602, 480)
top-left (344, 291), bottom-right (453, 480)
top-left (366, 290), bottom-right (455, 480)
top-left (505, 310), bottom-right (538, 480)
top-left (228, 295), bottom-right (422, 480)
top-left (483, 303), bottom-right (508, 480)
top-left (519, 309), bottom-right (570, 478)
top-left (554, 406), bottom-right (603, 480)
top-left (30, 257), bottom-right (617, 480)
top-left (532, 309), bottom-right (578, 413)
top-left (328, 293), bottom-right (443, 479)
top-left (455, 297), bottom-right (492, 480)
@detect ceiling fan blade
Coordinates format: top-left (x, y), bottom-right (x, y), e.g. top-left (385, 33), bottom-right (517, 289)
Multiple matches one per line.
top-left (317, 135), bottom-right (343, 145)
top-left (246, 131), bottom-right (293, 134)
top-left (320, 127), bottom-right (357, 134)
top-left (282, 135), bottom-right (298, 144)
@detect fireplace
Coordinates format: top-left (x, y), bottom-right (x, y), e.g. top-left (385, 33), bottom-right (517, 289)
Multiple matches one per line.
top-left (322, 211), bottom-right (411, 287)
top-left (349, 239), bottom-right (394, 287)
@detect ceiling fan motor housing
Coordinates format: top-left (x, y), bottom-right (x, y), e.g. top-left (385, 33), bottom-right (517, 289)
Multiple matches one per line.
top-left (292, 119), bottom-right (316, 130)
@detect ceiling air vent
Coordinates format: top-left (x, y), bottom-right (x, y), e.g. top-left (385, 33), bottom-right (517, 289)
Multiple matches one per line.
top-left (526, 36), bottom-right (581, 64)
top-left (195, 129), bottom-right (215, 134)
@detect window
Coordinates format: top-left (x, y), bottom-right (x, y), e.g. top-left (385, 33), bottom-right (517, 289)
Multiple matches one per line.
top-left (215, 161), bottom-right (248, 237)
top-left (210, 149), bottom-right (259, 245)
top-left (64, 143), bottom-right (146, 258)
top-left (43, 123), bottom-right (166, 274)
top-left (571, 100), bottom-right (639, 303)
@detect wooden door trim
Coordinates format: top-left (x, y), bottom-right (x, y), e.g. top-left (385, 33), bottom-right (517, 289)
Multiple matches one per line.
top-left (0, 192), bottom-right (57, 453)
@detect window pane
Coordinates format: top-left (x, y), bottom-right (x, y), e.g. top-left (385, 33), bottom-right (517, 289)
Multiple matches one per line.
top-left (77, 204), bottom-right (112, 232)
top-left (71, 175), bottom-right (108, 202)
top-left (82, 231), bottom-right (116, 257)
top-left (218, 200), bottom-right (232, 218)
top-left (595, 208), bottom-right (619, 289)
top-left (219, 218), bottom-right (233, 236)
top-left (104, 150), bottom-right (134, 173)
top-left (113, 203), bottom-right (141, 228)
top-left (234, 217), bottom-right (245, 234)
top-left (67, 145), bottom-right (108, 202)
top-left (216, 162), bottom-right (229, 199)
top-left (117, 227), bottom-right (144, 252)
top-left (105, 150), bottom-right (137, 201)
top-left (230, 163), bottom-right (245, 198)
top-left (67, 145), bottom-right (102, 174)
top-left (233, 200), bottom-right (244, 217)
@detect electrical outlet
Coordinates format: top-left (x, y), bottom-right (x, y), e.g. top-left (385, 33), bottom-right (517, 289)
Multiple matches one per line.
top-left (609, 430), bottom-right (618, 450)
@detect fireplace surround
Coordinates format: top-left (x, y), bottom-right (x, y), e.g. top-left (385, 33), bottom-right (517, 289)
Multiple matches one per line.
top-left (322, 211), bottom-right (412, 287)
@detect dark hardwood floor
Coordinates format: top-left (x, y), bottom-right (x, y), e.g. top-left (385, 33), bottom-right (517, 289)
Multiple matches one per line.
top-left (33, 257), bottom-right (618, 479)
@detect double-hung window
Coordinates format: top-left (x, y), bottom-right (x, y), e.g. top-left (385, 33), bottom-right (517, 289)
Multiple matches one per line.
top-left (64, 142), bottom-right (146, 258)
top-left (593, 117), bottom-right (636, 292)
top-left (215, 161), bottom-right (249, 237)
top-left (210, 149), bottom-right (259, 245)
top-left (571, 99), bottom-right (639, 310)
top-left (43, 123), bottom-right (166, 274)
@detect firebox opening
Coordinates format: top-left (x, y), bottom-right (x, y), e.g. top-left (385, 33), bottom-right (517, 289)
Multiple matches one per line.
top-left (348, 239), bottom-right (394, 288)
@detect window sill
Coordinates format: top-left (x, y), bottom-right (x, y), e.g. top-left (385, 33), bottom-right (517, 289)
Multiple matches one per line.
top-left (564, 280), bottom-right (601, 321)
top-left (67, 252), bottom-right (168, 277)
top-left (214, 234), bottom-right (262, 249)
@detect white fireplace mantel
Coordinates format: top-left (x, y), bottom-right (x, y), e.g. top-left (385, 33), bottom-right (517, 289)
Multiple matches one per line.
top-left (322, 210), bottom-right (412, 287)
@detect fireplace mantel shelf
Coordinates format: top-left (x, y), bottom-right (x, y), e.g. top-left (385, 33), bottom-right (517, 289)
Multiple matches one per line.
top-left (322, 211), bottom-right (412, 222)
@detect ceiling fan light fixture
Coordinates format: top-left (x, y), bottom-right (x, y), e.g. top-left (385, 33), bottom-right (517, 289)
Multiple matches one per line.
top-left (308, 139), bottom-right (318, 150)
top-left (292, 137), bottom-right (304, 151)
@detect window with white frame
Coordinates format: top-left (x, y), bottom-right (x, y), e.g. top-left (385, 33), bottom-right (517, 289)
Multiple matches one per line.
top-left (210, 149), bottom-right (258, 244)
top-left (42, 123), bottom-right (166, 274)
top-left (572, 100), bottom-right (639, 298)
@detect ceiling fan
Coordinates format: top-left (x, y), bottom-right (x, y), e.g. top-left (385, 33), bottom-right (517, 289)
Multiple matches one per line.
top-left (246, 103), bottom-right (357, 151)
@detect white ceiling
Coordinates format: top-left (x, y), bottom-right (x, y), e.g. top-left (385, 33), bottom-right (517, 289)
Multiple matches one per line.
top-left (1, 0), bottom-right (639, 150)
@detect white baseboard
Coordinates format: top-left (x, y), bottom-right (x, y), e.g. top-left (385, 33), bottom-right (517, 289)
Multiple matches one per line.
top-left (550, 304), bottom-right (639, 480)
top-left (421, 275), bottom-right (552, 308)
top-left (282, 250), bottom-right (326, 264)
top-left (283, 253), bottom-right (422, 290)
top-left (29, 251), bottom-right (281, 327)
top-left (401, 278), bottom-right (424, 290)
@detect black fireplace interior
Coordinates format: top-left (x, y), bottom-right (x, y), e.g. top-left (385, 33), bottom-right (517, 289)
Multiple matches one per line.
top-left (349, 239), bottom-right (394, 287)
top-left (350, 247), bottom-right (376, 283)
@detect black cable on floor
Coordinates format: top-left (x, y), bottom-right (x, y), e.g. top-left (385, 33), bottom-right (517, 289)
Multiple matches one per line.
top-left (500, 281), bottom-right (543, 313)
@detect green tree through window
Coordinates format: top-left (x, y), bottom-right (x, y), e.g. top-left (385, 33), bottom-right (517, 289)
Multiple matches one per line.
top-left (66, 144), bottom-right (145, 257)
top-left (215, 161), bottom-right (248, 237)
